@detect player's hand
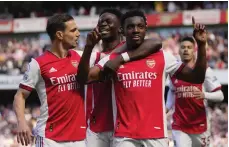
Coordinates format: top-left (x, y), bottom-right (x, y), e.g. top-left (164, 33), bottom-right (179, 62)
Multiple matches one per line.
top-left (103, 55), bottom-right (124, 73)
top-left (192, 87), bottom-right (205, 99)
top-left (86, 26), bottom-right (101, 48)
top-left (16, 121), bottom-right (33, 146)
top-left (192, 17), bottom-right (207, 46)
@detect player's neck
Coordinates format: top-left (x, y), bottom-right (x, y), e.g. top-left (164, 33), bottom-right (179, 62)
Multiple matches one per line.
top-left (50, 41), bottom-right (68, 58)
top-left (183, 59), bottom-right (195, 68)
top-left (126, 42), bottom-right (139, 51)
top-left (102, 39), bottom-right (120, 52)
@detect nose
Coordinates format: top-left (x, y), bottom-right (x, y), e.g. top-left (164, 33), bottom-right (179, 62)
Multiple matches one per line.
top-left (101, 21), bottom-right (107, 26)
top-left (133, 26), bottom-right (139, 33)
top-left (76, 30), bottom-right (80, 37)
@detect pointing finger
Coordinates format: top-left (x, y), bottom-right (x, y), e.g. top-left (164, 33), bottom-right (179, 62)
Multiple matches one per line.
top-left (192, 16), bottom-right (195, 26)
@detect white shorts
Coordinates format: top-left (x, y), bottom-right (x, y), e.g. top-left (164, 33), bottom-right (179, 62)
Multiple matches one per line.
top-left (172, 130), bottom-right (210, 147)
top-left (86, 128), bottom-right (113, 147)
top-left (35, 136), bottom-right (86, 147)
top-left (112, 137), bottom-right (169, 147)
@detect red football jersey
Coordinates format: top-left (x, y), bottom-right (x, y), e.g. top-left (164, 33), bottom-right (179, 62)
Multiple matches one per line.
top-left (20, 50), bottom-right (99, 141)
top-left (87, 42), bottom-right (125, 133)
top-left (169, 67), bottom-right (221, 134)
top-left (97, 50), bottom-right (184, 139)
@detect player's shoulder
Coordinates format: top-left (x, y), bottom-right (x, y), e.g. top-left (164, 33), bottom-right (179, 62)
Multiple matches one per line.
top-left (205, 66), bottom-right (214, 77)
top-left (70, 49), bottom-right (83, 56)
top-left (33, 51), bottom-right (51, 66)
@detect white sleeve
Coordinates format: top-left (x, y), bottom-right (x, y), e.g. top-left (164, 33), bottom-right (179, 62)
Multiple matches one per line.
top-left (204, 91), bottom-right (224, 102)
top-left (204, 67), bottom-right (222, 92)
top-left (19, 58), bottom-right (40, 91)
top-left (89, 52), bottom-right (101, 67)
top-left (166, 88), bottom-right (175, 111)
top-left (74, 50), bottom-right (100, 68)
top-left (168, 76), bottom-right (175, 91)
top-left (163, 50), bottom-right (184, 77)
top-left (96, 55), bottom-right (111, 69)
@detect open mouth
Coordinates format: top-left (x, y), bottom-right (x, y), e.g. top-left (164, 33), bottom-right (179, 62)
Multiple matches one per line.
top-left (99, 27), bottom-right (110, 35)
top-left (101, 30), bottom-right (109, 35)
top-left (132, 35), bottom-right (141, 40)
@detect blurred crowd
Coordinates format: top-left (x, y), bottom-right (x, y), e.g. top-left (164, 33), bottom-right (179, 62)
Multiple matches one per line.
top-left (0, 103), bottom-right (227, 147)
top-left (0, 1), bottom-right (228, 19)
top-left (0, 29), bottom-right (227, 75)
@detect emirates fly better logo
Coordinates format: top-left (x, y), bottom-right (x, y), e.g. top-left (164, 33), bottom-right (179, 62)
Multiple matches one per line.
top-left (146, 59), bottom-right (156, 68)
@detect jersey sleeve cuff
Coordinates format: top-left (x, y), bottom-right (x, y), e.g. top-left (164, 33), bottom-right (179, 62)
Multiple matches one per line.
top-left (19, 83), bottom-right (33, 91)
top-left (211, 86), bottom-right (222, 92)
top-left (95, 64), bottom-right (103, 70)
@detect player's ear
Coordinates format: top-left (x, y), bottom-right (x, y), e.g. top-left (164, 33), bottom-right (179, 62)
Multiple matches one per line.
top-left (145, 21), bottom-right (148, 31)
top-left (56, 31), bottom-right (64, 40)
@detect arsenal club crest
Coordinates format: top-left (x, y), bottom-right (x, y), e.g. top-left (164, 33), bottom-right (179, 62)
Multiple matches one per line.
top-left (146, 59), bottom-right (156, 68)
top-left (71, 60), bottom-right (79, 68)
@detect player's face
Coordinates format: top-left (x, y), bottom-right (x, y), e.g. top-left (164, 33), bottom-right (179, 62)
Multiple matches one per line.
top-left (179, 41), bottom-right (195, 62)
top-left (98, 13), bottom-right (120, 41)
top-left (62, 19), bottom-right (80, 49)
top-left (123, 16), bottom-right (146, 47)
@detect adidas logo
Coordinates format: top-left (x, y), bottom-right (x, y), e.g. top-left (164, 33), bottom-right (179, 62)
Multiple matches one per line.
top-left (49, 67), bottom-right (57, 73)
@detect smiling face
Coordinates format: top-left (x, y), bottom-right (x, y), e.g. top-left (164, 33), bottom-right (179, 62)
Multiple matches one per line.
top-left (98, 12), bottom-right (120, 41)
top-left (123, 16), bottom-right (146, 48)
top-left (179, 40), bottom-right (195, 62)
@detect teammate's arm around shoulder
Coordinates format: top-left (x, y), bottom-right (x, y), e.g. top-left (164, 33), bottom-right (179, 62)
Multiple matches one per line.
top-left (13, 58), bottom-right (39, 146)
top-left (102, 38), bottom-right (162, 73)
top-left (125, 38), bottom-right (162, 60)
top-left (175, 17), bottom-right (207, 84)
top-left (112, 38), bottom-right (162, 56)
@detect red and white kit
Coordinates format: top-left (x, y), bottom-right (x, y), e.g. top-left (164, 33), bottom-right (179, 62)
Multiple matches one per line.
top-left (20, 50), bottom-right (99, 147)
top-left (167, 67), bottom-right (222, 147)
top-left (86, 42), bottom-right (125, 147)
top-left (97, 50), bottom-right (184, 147)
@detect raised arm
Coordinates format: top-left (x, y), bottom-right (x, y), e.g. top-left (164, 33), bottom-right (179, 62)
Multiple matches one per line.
top-left (77, 27), bottom-right (101, 84)
top-left (175, 17), bottom-right (207, 83)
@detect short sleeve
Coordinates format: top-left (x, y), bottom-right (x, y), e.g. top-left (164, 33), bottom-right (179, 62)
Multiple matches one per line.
top-left (19, 59), bottom-right (40, 91)
top-left (74, 50), bottom-right (100, 67)
top-left (163, 50), bottom-right (185, 77)
top-left (90, 52), bottom-right (101, 67)
top-left (95, 55), bottom-right (111, 69)
top-left (204, 67), bottom-right (221, 92)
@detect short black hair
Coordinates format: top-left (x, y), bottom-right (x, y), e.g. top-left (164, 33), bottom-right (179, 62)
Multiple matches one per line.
top-left (181, 36), bottom-right (195, 44)
top-left (46, 14), bottom-right (74, 41)
top-left (99, 8), bottom-right (123, 20)
top-left (121, 10), bottom-right (147, 27)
